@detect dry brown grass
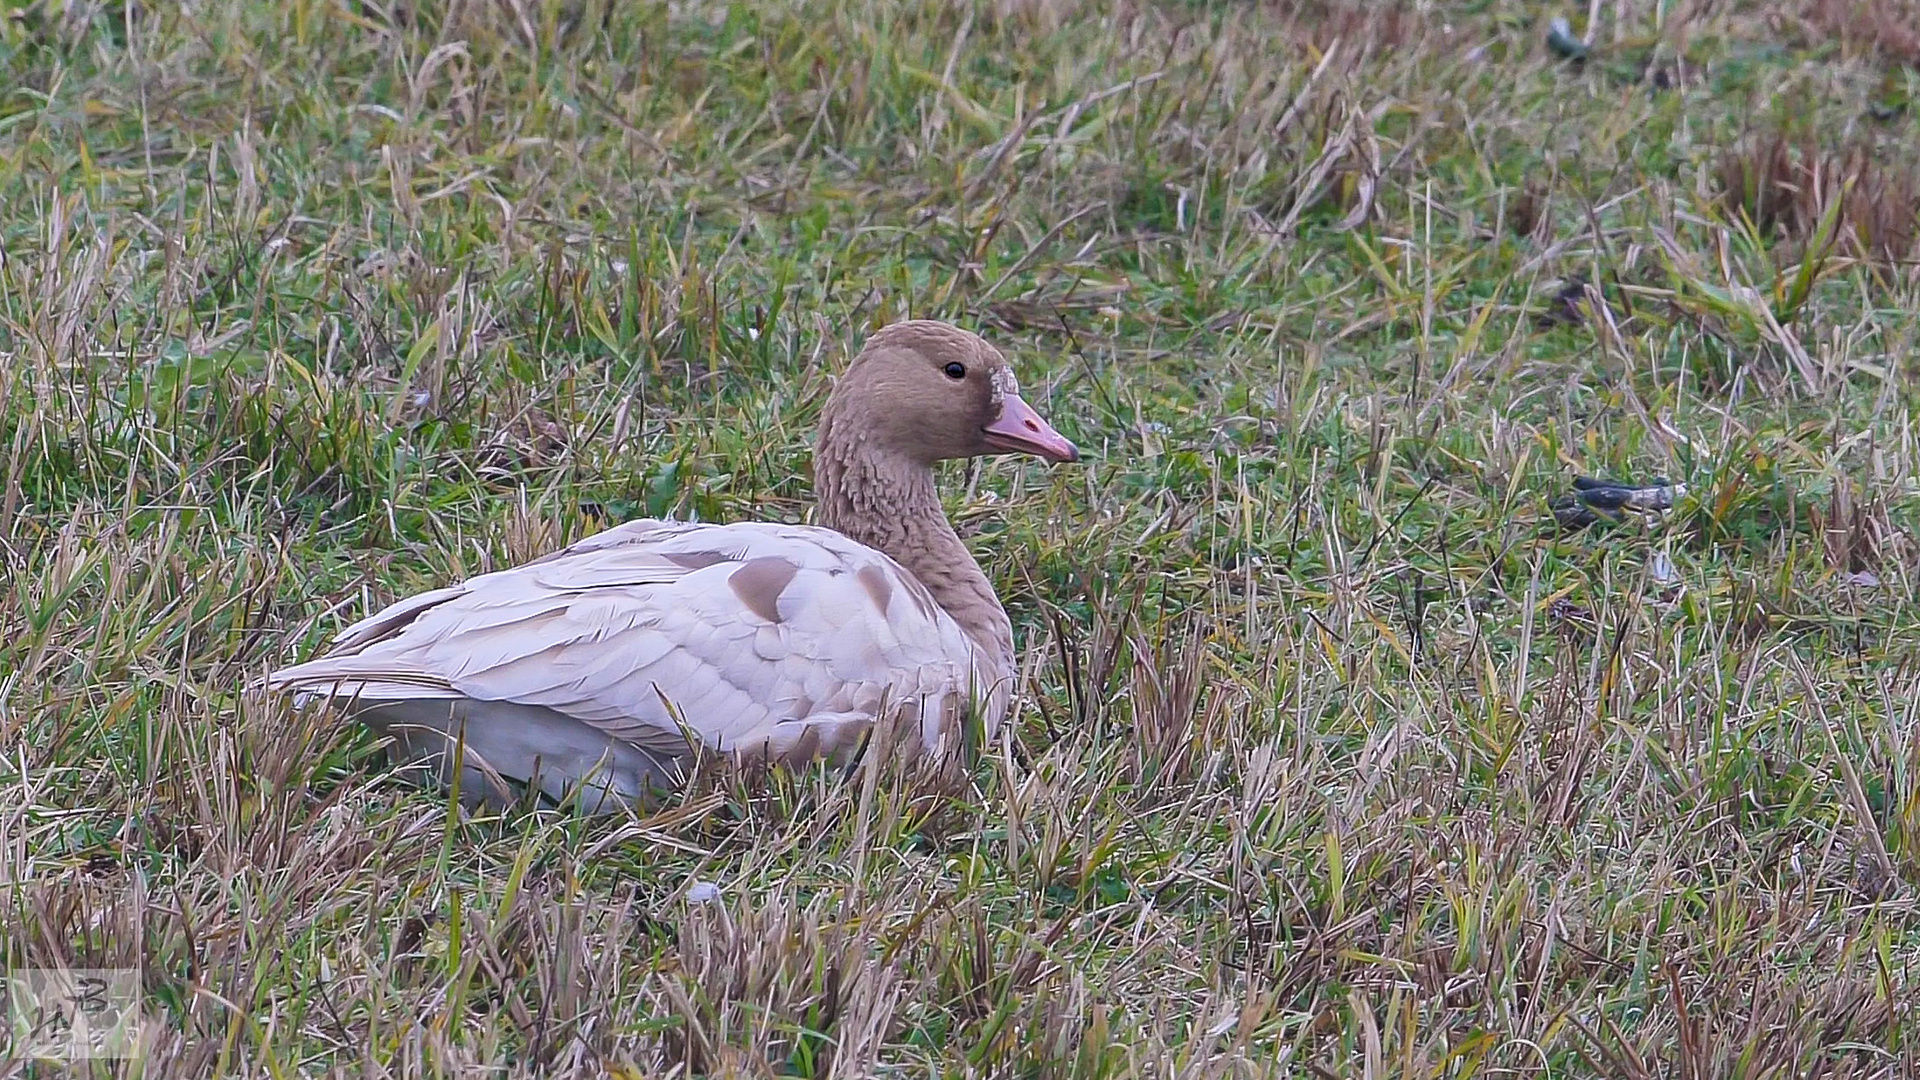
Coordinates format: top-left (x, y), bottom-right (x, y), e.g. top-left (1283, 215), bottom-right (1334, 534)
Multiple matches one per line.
top-left (5, 0), bottom-right (1920, 1076)
top-left (1715, 130), bottom-right (1920, 264)
top-left (1788, 0), bottom-right (1920, 68)
top-left (1273, 0), bottom-right (1430, 62)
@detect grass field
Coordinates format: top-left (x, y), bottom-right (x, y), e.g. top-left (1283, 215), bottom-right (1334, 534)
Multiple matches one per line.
top-left (5, 0), bottom-right (1920, 1075)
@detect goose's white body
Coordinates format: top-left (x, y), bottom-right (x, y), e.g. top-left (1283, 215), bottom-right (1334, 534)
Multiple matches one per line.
top-left (267, 518), bottom-right (1008, 812)
top-left (266, 319), bottom-right (1079, 814)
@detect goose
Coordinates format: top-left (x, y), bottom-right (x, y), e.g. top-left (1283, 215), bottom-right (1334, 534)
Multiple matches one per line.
top-left (264, 320), bottom-right (1079, 813)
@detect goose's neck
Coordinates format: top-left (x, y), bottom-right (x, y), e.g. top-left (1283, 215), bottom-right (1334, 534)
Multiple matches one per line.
top-left (814, 426), bottom-right (1013, 675)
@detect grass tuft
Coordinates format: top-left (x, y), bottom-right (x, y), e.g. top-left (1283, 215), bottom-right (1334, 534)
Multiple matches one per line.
top-left (6, 0), bottom-right (1920, 1075)
top-left (1715, 128), bottom-right (1920, 265)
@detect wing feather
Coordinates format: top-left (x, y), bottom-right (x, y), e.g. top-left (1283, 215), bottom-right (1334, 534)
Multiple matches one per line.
top-left (265, 519), bottom-right (997, 774)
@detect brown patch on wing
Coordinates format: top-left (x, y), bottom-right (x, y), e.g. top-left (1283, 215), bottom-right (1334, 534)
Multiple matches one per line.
top-left (728, 557), bottom-right (798, 623)
top-left (855, 563), bottom-right (894, 615)
top-left (662, 549), bottom-right (734, 571)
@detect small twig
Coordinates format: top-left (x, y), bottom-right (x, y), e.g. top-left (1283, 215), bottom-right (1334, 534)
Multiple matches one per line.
top-left (978, 202), bottom-right (1104, 305)
top-left (1787, 650), bottom-right (1896, 886)
top-left (1355, 476), bottom-right (1436, 572)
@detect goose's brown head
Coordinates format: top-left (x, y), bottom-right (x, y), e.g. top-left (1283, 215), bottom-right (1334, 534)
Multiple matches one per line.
top-left (828, 320), bottom-right (1079, 466)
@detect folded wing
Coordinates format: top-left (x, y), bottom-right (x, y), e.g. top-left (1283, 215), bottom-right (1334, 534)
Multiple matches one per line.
top-left (265, 519), bottom-right (1000, 806)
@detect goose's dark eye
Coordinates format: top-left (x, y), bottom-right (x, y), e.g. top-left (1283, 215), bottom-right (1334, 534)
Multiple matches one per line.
top-left (943, 361), bottom-right (967, 380)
